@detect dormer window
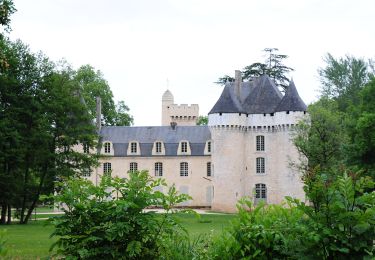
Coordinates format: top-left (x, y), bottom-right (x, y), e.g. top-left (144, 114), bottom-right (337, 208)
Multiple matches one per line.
top-left (181, 142), bottom-right (188, 153)
top-left (156, 142), bottom-right (162, 153)
top-left (207, 141), bottom-right (211, 153)
top-left (127, 141), bottom-right (140, 156)
top-left (177, 141), bottom-right (191, 155)
top-left (104, 142), bottom-right (111, 153)
top-left (130, 142), bottom-right (137, 153)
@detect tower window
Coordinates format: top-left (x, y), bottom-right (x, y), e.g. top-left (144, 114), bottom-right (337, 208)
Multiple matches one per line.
top-left (256, 135), bottom-right (265, 151)
top-left (155, 162), bottom-right (163, 176)
top-left (255, 183), bottom-right (267, 204)
top-left (181, 142), bottom-right (188, 153)
top-left (104, 142), bottom-right (111, 153)
top-left (103, 162), bottom-right (111, 175)
top-left (256, 157), bottom-right (265, 174)
top-left (129, 162), bottom-right (138, 173)
top-left (207, 162), bottom-right (212, 177)
top-left (180, 162), bottom-right (188, 176)
top-left (130, 142), bottom-right (137, 153)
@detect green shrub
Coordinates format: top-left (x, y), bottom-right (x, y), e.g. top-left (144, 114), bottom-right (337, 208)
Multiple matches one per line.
top-left (208, 200), bottom-right (306, 259)
top-left (51, 170), bottom-right (191, 259)
top-left (289, 168), bottom-right (375, 259)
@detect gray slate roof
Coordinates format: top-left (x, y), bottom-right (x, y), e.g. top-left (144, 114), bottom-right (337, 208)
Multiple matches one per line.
top-left (209, 83), bottom-right (245, 114)
top-left (242, 75), bottom-right (283, 114)
top-left (209, 75), bottom-right (306, 115)
top-left (275, 80), bottom-right (307, 112)
top-left (100, 126), bottom-right (211, 157)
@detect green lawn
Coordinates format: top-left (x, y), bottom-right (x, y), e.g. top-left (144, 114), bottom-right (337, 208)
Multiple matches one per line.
top-left (0, 213), bottom-right (236, 259)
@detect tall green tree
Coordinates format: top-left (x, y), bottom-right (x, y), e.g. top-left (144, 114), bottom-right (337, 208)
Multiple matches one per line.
top-left (318, 53), bottom-right (374, 111)
top-left (216, 48), bottom-right (294, 92)
top-left (0, 39), bottom-right (98, 224)
top-left (75, 65), bottom-right (133, 126)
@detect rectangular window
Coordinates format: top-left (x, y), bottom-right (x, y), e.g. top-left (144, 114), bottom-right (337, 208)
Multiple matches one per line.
top-left (181, 142), bottom-right (188, 153)
top-left (104, 142), bottom-right (111, 153)
top-left (155, 162), bottom-right (163, 176)
top-left (131, 142), bottom-right (137, 153)
top-left (207, 162), bottom-right (211, 177)
top-left (256, 157), bottom-right (265, 174)
top-left (156, 142), bottom-right (162, 153)
top-left (207, 141), bottom-right (211, 153)
top-left (180, 162), bottom-right (188, 176)
top-left (83, 143), bottom-right (89, 154)
top-left (256, 135), bottom-right (265, 151)
top-left (103, 162), bottom-right (111, 175)
top-left (255, 183), bottom-right (267, 198)
top-left (130, 162), bottom-right (138, 173)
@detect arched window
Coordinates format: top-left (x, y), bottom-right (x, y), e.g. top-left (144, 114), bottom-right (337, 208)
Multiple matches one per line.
top-left (256, 157), bottom-right (265, 174)
top-left (155, 162), bottom-right (163, 176)
top-left (180, 162), bottom-right (188, 176)
top-left (254, 183), bottom-right (267, 204)
top-left (256, 135), bottom-right (265, 151)
top-left (103, 162), bottom-right (111, 175)
top-left (207, 162), bottom-right (212, 177)
top-left (129, 162), bottom-right (138, 173)
top-left (104, 142), bottom-right (111, 153)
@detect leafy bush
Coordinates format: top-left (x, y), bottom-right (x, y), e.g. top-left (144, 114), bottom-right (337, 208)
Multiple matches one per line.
top-left (51, 170), bottom-right (191, 259)
top-left (208, 200), bottom-right (306, 259)
top-left (290, 168), bottom-right (375, 259)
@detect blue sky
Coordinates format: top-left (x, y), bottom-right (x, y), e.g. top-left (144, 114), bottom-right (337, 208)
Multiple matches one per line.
top-left (9, 0), bottom-right (375, 125)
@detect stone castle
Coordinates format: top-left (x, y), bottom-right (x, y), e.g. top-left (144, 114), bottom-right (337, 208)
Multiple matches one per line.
top-left (84, 71), bottom-right (307, 212)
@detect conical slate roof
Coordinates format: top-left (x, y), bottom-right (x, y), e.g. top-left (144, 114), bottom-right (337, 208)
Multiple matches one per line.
top-left (275, 79), bottom-right (307, 112)
top-left (242, 75), bottom-right (282, 114)
top-left (209, 82), bottom-right (244, 114)
top-left (162, 89), bottom-right (174, 101)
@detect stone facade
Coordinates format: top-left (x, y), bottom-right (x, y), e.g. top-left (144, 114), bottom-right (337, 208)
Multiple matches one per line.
top-left (88, 72), bottom-right (307, 212)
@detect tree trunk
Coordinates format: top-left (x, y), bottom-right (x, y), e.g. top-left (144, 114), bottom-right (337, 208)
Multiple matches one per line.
top-left (23, 162), bottom-right (48, 224)
top-left (6, 204), bottom-right (11, 224)
top-left (20, 155), bottom-right (31, 224)
top-left (0, 204), bottom-right (7, 224)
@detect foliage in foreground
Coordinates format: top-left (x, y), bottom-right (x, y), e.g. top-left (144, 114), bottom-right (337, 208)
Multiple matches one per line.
top-left (207, 168), bottom-right (374, 260)
top-left (51, 171), bottom-right (191, 259)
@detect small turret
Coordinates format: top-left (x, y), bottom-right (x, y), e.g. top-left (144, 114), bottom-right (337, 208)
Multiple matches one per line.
top-left (275, 79), bottom-right (307, 112)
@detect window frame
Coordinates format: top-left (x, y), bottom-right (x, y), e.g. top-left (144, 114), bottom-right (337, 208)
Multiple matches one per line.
top-left (83, 143), bottom-right (90, 154)
top-left (180, 162), bottom-right (188, 177)
top-left (155, 142), bottom-right (162, 153)
top-left (255, 183), bottom-right (267, 204)
top-left (130, 142), bottom-right (137, 153)
top-left (154, 162), bottom-right (163, 177)
top-left (129, 162), bottom-right (138, 173)
top-left (104, 142), bottom-right (111, 153)
top-left (207, 162), bottom-right (212, 177)
top-left (256, 157), bottom-right (265, 174)
top-left (181, 142), bottom-right (188, 153)
top-left (103, 162), bottom-right (111, 175)
top-left (256, 135), bottom-right (265, 151)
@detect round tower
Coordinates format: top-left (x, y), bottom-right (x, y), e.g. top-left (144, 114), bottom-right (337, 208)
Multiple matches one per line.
top-left (161, 90), bottom-right (174, 126)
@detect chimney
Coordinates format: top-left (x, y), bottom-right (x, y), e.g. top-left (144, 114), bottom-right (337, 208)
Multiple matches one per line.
top-left (234, 70), bottom-right (242, 98)
top-left (96, 97), bottom-right (102, 132)
top-left (170, 121), bottom-right (177, 130)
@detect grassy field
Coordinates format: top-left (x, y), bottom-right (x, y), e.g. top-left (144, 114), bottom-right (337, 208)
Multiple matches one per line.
top-left (0, 213), bottom-right (236, 259)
